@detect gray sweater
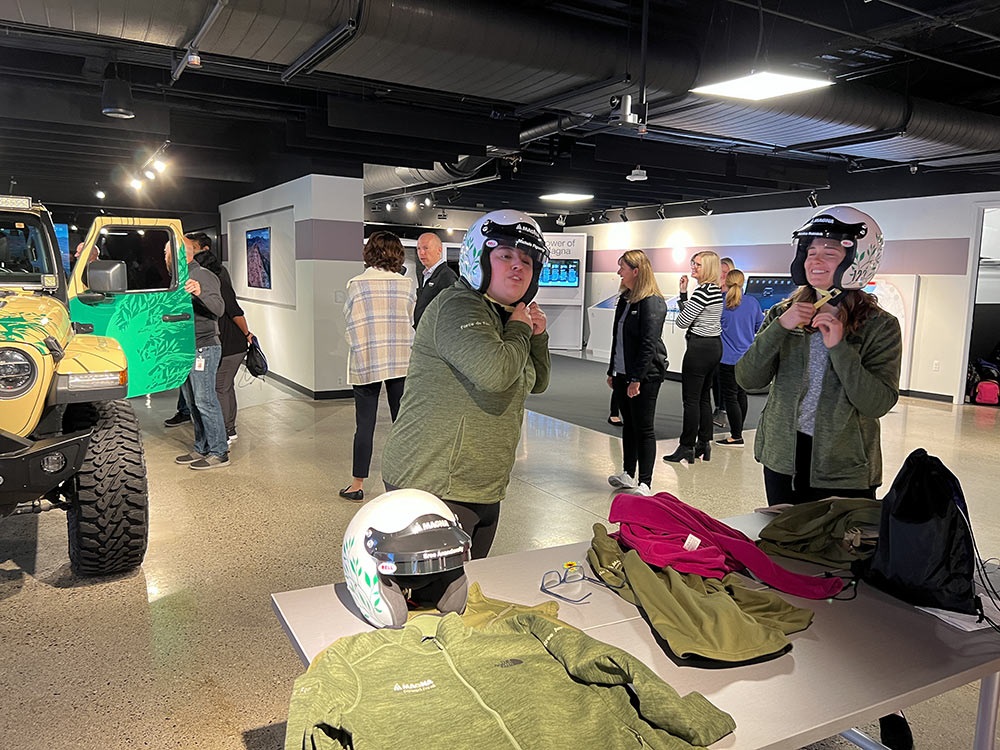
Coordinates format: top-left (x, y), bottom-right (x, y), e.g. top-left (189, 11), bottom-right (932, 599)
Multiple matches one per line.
top-left (187, 259), bottom-right (224, 348)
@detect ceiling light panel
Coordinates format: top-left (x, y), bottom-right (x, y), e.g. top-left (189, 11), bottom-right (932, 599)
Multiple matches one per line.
top-left (692, 72), bottom-right (832, 101)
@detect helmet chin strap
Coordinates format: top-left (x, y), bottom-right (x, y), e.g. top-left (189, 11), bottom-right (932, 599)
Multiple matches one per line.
top-left (812, 286), bottom-right (844, 308)
top-left (483, 293), bottom-right (517, 312)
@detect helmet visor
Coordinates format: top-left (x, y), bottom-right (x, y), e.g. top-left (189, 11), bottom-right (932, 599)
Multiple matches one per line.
top-left (479, 218), bottom-right (549, 265)
top-left (366, 514), bottom-right (472, 575)
top-left (792, 214), bottom-right (867, 244)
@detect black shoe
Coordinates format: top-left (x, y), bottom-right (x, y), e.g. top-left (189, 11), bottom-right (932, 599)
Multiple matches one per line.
top-left (663, 445), bottom-right (696, 464)
top-left (695, 441), bottom-right (712, 461)
top-left (607, 416), bottom-right (623, 426)
top-left (878, 714), bottom-right (913, 750)
top-left (339, 486), bottom-right (364, 502)
top-left (164, 412), bottom-right (191, 427)
top-left (715, 437), bottom-right (745, 446)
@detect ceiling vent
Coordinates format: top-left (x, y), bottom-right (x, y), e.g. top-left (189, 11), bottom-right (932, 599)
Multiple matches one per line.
top-left (625, 165), bottom-right (647, 182)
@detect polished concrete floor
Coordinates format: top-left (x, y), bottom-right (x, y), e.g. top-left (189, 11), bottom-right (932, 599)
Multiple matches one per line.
top-left (3, 363), bottom-right (1000, 749)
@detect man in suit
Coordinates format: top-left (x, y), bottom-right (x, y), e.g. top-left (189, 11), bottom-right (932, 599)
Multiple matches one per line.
top-left (413, 231), bottom-right (459, 327)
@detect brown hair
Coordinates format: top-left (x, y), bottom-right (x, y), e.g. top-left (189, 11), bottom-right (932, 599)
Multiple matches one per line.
top-left (724, 269), bottom-right (745, 309)
top-left (363, 231), bottom-right (405, 273)
top-left (619, 249), bottom-right (663, 302)
top-left (786, 286), bottom-right (882, 335)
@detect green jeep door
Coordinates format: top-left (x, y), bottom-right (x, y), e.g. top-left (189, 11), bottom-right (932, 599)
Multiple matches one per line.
top-left (67, 217), bottom-right (195, 397)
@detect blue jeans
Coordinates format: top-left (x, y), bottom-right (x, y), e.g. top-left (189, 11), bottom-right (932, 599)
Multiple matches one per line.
top-left (180, 345), bottom-right (228, 458)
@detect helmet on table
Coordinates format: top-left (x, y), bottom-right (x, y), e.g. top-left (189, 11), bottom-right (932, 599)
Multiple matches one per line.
top-left (341, 489), bottom-right (472, 629)
top-left (790, 205), bottom-right (884, 290)
top-left (459, 209), bottom-right (550, 304)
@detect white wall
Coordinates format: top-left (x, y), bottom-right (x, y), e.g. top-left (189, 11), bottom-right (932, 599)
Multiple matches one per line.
top-left (581, 192), bottom-right (1000, 402)
top-left (220, 175), bottom-right (364, 394)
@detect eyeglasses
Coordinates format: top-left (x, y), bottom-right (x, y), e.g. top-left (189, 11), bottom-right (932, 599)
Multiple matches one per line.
top-left (540, 562), bottom-right (603, 604)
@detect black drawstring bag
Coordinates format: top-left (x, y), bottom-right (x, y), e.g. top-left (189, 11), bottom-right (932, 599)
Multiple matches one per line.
top-left (245, 335), bottom-right (268, 378)
top-left (856, 448), bottom-right (979, 615)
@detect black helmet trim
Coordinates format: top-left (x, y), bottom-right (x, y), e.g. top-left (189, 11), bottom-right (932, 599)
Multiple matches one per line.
top-left (792, 214), bottom-right (868, 245)
top-left (479, 219), bottom-right (549, 265)
top-left (364, 514), bottom-right (472, 576)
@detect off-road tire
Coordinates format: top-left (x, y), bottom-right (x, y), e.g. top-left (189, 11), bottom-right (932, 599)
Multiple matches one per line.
top-left (63, 400), bottom-right (149, 576)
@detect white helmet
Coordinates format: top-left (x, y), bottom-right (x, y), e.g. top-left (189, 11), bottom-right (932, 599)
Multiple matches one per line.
top-left (790, 205), bottom-right (884, 290)
top-left (341, 489), bottom-right (472, 628)
top-left (459, 209), bottom-right (549, 304)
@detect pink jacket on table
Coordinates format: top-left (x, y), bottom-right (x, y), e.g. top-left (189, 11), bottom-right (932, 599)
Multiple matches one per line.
top-left (609, 492), bottom-right (844, 600)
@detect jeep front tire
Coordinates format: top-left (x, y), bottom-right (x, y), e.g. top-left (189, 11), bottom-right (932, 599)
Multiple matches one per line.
top-left (64, 400), bottom-right (149, 576)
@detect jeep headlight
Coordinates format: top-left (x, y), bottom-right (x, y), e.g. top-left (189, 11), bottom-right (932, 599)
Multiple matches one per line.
top-left (0, 348), bottom-right (36, 398)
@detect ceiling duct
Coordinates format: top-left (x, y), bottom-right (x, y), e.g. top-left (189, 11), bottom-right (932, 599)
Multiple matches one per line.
top-left (364, 156), bottom-right (492, 197)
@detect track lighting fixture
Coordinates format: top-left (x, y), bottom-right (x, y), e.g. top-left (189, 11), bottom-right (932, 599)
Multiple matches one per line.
top-left (95, 187), bottom-right (106, 200)
top-left (556, 214), bottom-right (567, 227)
top-left (655, 205), bottom-right (666, 220)
top-left (807, 190), bottom-right (819, 208)
top-left (423, 196), bottom-right (433, 207)
top-left (699, 200), bottom-right (713, 216)
top-left (588, 213), bottom-right (596, 224)
top-left (619, 209), bottom-right (629, 222)
top-left (405, 198), bottom-right (416, 211)
top-left (598, 210), bottom-right (610, 223)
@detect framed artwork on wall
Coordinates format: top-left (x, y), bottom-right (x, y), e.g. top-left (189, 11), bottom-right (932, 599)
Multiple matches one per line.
top-left (246, 227), bottom-right (272, 289)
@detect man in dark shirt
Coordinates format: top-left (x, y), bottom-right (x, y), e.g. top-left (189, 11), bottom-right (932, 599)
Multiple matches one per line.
top-left (413, 232), bottom-right (458, 327)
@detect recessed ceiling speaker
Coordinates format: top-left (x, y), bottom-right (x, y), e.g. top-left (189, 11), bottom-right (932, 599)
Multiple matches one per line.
top-left (102, 78), bottom-right (135, 119)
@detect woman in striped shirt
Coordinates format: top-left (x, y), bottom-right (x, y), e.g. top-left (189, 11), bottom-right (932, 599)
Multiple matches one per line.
top-left (664, 251), bottom-right (723, 464)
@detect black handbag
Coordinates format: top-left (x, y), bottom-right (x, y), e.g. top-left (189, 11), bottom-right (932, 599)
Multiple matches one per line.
top-left (245, 335), bottom-right (268, 378)
top-left (857, 448), bottom-right (979, 614)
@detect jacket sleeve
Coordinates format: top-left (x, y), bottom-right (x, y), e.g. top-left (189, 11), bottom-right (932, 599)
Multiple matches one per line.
top-left (510, 613), bottom-right (737, 747)
top-left (607, 296), bottom-right (624, 377)
top-left (735, 303), bottom-right (786, 390)
top-left (192, 266), bottom-right (225, 318)
top-left (827, 312), bottom-right (901, 418)
top-left (219, 268), bottom-right (244, 319)
top-left (434, 294), bottom-right (534, 392)
top-left (628, 296), bottom-right (666, 381)
top-left (529, 331), bottom-right (551, 393)
top-left (284, 650), bottom-right (357, 750)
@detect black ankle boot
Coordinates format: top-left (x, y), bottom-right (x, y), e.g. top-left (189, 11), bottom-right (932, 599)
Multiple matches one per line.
top-left (695, 441), bottom-right (712, 461)
top-left (663, 445), bottom-right (696, 464)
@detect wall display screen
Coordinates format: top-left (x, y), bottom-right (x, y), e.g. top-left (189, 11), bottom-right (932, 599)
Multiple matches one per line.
top-left (743, 275), bottom-right (799, 311)
top-left (539, 259), bottom-right (580, 288)
top-left (246, 227), bottom-right (272, 289)
top-left (53, 222), bottom-right (71, 274)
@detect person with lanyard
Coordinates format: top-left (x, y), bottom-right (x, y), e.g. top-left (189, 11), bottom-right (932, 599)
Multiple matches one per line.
top-left (663, 250), bottom-right (723, 464)
top-left (606, 250), bottom-right (669, 496)
top-left (413, 231), bottom-right (458, 327)
top-left (381, 210), bottom-right (550, 559)
top-left (735, 205), bottom-right (907, 748)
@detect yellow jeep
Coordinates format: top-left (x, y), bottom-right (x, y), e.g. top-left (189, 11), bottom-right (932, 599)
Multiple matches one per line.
top-left (1, 196), bottom-right (194, 576)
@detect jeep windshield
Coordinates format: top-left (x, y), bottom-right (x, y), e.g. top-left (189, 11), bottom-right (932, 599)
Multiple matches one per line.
top-left (0, 212), bottom-right (57, 284)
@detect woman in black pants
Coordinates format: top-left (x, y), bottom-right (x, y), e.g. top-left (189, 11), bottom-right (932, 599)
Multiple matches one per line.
top-left (606, 250), bottom-right (668, 495)
top-left (664, 251), bottom-right (723, 464)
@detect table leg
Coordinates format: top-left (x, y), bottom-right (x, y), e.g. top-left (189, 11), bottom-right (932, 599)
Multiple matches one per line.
top-left (974, 672), bottom-right (1000, 750)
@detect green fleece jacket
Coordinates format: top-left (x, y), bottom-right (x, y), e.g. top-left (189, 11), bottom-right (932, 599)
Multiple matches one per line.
top-left (284, 612), bottom-right (736, 750)
top-left (735, 300), bottom-right (901, 490)
top-left (382, 282), bottom-right (550, 504)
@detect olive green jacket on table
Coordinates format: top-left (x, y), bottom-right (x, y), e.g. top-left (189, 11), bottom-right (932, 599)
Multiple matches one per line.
top-left (382, 282), bottom-right (550, 504)
top-left (735, 300), bottom-right (901, 490)
top-left (285, 612), bottom-right (736, 750)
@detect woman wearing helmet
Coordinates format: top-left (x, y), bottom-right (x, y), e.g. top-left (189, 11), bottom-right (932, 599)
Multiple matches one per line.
top-left (736, 205), bottom-right (902, 506)
top-left (381, 209), bottom-right (550, 559)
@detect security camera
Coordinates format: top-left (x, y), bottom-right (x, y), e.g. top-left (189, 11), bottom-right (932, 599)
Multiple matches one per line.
top-left (909, 163), bottom-right (919, 174)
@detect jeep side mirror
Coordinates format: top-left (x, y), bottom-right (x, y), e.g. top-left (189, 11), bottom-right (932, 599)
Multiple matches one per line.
top-left (86, 260), bottom-right (128, 294)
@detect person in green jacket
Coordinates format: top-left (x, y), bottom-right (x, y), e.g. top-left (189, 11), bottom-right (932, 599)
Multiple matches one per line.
top-left (737, 206), bottom-right (910, 750)
top-left (381, 210), bottom-right (550, 559)
top-left (736, 205), bottom-right (902, 505)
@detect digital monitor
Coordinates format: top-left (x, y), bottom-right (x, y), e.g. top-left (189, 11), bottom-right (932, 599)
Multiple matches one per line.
top-left (539, 259), bottom-right (579, 288)
top-left (743, 274), bottom-right (799, 312)
top-left (53, 222), bottom-right (71, 274)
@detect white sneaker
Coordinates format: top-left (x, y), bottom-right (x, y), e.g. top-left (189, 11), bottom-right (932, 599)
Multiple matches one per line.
top-left (633, 483), bottom-right (653, 496)
top-left (227, 433), bottom-right (237, 445)
top-left (608, 471), bottom-right (638, 489)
